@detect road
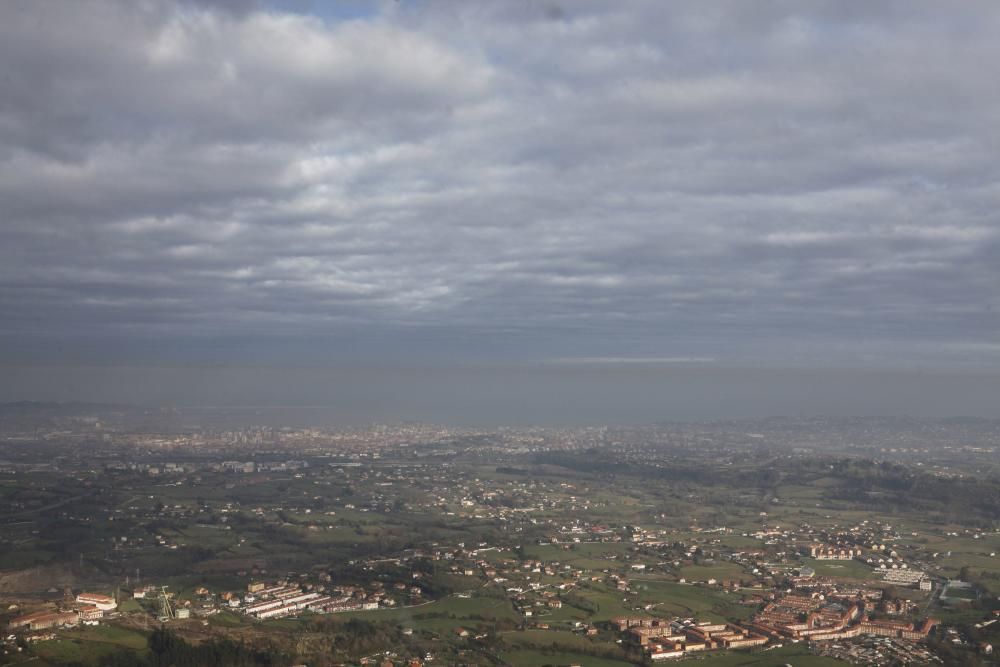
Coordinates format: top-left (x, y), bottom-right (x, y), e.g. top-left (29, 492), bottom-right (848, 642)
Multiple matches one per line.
top-left (0, 491), bottom-right (95, 520)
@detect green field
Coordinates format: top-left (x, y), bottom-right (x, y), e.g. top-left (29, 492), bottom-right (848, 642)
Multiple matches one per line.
top-left (679, 562), bottom-right (746, 582)
top-left (500, 648), bottom-right (638, 667)
top-left (501, 629), bottom-right (636, 665)
top-left (29, 624), bottom-right (149, 666)
top-left (800, 557), bottom-right (874, 580)
top-left (629, 580), bottom-right (753, 622)
top-left (318, 592), bottom-right (522, 634)
top-left (690, 644), bottom-right (849, 666)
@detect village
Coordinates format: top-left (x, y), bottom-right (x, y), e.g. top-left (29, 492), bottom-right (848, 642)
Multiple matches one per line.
top-left (5, 523), bottom-right (997, 665)
top-left (1, 414), bottom-right (999, 665)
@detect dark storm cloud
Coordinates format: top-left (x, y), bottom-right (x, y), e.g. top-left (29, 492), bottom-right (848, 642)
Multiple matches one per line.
top-left (1, 0), bottom-right (999, 369)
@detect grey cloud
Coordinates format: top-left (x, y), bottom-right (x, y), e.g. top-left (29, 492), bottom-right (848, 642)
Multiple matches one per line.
top-left (0, 0), bottom-right (999, 375)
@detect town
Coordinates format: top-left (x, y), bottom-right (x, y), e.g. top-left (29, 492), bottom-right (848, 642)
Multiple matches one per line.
top-left (0, 404), bottom-right (998, 666)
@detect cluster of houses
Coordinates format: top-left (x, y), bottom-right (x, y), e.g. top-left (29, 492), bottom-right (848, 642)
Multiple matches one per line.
top-left (881, 567), bottom-right (933, 589)
top-left (749, 591), bottom-right (939, 643)
top-left (613, 617), bottom-right (767, 660)
top-left (104, 459), bottom-right (309, 476)
top-left (8, 576), bottom-right (420, 632)
top-left (240, 582), bottom-right (381, 620)
top-left (7, 592), bottom-right (117, 632)
top-left (804, 543), bottom-right (863, 560)
top-left (800, 539), bottom-right (933, 591)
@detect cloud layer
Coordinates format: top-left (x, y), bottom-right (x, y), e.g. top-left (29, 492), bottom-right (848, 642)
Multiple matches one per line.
top-left (1, 0), bottom-right (999, 368)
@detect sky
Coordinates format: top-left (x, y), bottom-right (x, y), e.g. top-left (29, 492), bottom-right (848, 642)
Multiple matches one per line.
top-left (1, 1), bottom-right (999, 421)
